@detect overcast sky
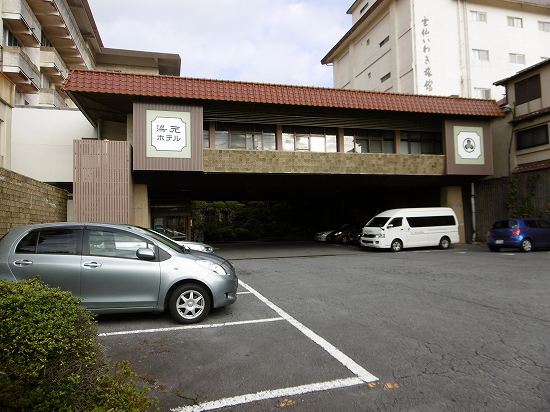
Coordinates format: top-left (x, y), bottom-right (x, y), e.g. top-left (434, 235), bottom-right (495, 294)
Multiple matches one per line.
top-left (87, 0), bottom-right (351, 87)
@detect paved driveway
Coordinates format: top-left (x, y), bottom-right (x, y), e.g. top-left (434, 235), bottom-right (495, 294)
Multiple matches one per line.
top-left (98, 242), bottom-right (550, 411)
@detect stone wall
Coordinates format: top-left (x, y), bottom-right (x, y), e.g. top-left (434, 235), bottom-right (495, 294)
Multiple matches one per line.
top-left (0, 168), bottom-right (67, 237)
top-left (204, 149), bottom-right (446, 175)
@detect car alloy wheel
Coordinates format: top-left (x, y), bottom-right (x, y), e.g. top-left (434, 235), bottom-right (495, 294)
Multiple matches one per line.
top-left (169, 283), bottom-right (212, 324)
top-left (520, 238), bottom-right (533, 253)
top-left (390, 239), bottom-right (403, 252)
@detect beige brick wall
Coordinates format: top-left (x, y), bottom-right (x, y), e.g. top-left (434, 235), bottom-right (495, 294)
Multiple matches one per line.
top-left (204, 149), bottom-right (446, 175)
top-left (0, 168), bottom-right (67, 236)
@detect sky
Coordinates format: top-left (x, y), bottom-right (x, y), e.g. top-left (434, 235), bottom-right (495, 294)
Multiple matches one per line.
top-left (87, 0), bottom-right (352, 87)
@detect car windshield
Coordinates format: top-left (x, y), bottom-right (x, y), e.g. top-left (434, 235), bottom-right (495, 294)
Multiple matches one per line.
top-left (366, 217), bottom-right (390, 228)
top-left (136, 227), bottom-right (186, 253)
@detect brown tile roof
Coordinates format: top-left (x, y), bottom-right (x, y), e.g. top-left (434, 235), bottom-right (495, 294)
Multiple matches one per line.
top-left (513, 159), bottom-right (550, 174)
top-left (63, 70), bottom-right (504, 117)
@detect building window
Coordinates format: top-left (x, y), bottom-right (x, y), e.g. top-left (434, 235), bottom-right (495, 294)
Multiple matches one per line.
top-left (507, 16), bottom-right (523, 28)
top-left (282, 126), bottom-right (337, 153)
top-left (539, 21), bottom-right (550, 32)
top-left (344, 129), bottom-right (394, 153)
top-left (516, 125), bottom-right (549, 150)
top-left (203, 123), bottom-right (210, 148)
top-left (515, 74), bottom-right (541, 105)
top-left (379, 36), bottom-right (390, 47)
top-left (472, 49), bottom-right (489, 61)
top-left (470, 11), bottom-right (487, 22)
top-left (509, 53), bottom-right (526, 64)
top-left (474, 88), bottom-right (491, 99)
top-left (41, 32), bottom-right (52, 47)
top-left (215, 123), bottom-right (276, 151)
top-left (381, 72), bottom-right (391, 83)
top-left (3, 28), bottom-right (19, 47)
top-left (400, 131), bottom-right (442, 155)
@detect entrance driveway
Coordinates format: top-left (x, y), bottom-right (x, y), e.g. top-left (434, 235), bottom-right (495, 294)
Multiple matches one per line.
top-left (98, 242), bottom-right (550, 411)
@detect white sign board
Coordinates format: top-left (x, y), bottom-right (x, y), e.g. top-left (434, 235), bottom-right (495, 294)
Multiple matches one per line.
top-left (146, 110), bottom-right (191, 158)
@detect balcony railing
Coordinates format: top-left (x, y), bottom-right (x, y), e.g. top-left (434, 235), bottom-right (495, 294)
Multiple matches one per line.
top-left (2, 0), bottom-right (41, 46)
top-left (40, 47), bottom-right (68, 84)
top-left (26, 0), bottom-right (94, 69)
top-left (1, 46), bottom-right (40, 93)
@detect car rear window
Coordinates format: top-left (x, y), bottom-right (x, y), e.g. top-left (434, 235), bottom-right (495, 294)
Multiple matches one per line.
top-left (492, 220), bottom-right (517, 229)
top-left (37, 229), bottom-right (80, 255)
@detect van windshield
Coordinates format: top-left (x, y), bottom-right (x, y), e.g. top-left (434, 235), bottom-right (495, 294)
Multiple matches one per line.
top-left (366, 217), bottom-right (390, 228)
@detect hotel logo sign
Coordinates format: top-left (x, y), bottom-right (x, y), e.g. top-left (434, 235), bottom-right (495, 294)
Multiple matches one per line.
top-left (146, 110), bottom-right (191, 158)
top-left (454, 126), bottom-right (484, 165)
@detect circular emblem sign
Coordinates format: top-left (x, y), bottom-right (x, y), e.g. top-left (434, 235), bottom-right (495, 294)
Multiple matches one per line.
top-left (457, 131), bottom-right (481, 159)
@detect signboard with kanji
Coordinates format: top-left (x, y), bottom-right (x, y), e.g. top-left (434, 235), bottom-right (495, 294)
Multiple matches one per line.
top-left (146, 110), bottom-right (192, 158)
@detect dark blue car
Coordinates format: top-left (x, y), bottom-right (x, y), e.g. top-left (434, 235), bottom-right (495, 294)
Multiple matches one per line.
top-left (486, 218), bottom-right (550, 252)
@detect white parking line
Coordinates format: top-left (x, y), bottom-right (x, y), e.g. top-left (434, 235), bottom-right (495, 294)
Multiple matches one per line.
top-left (239, 280), bottom-right (377, 383)
top-left (171, 377), bottom-right (364, 412)
top-left (98, 317), bottom-right (284, 337)
top-left (237, 291), bottom-right (253, 295)
top-left (172, 281), bottom-right (378, 411)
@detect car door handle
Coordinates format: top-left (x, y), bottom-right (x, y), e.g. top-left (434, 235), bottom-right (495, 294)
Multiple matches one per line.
top-left (14, 259), bottom-right (33, 266)
top-left (82, 261), bottom-right (102, 269)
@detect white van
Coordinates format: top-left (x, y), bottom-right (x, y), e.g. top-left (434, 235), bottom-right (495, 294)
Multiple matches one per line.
top-left (360, 207), bottom-right (459, 252)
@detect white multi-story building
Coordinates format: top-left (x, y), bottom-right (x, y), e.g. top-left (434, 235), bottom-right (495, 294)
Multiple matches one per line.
top-left (322, 0), bottom-right (550, 100)
top-left (0, 0), bottom-right (180, 172)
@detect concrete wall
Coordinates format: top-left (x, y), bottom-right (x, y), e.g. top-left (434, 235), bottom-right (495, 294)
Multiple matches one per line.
top-left (204, 149), bottom-right (446, 175)
top-left (11, 107), bottom-right (96, 182)
top-left (0, 167), bottom-right (67, 236)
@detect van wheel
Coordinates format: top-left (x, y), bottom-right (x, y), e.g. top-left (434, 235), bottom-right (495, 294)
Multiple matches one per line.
top-left (439, 236), bottom-right (451, 250)
top-left (520, 238), bottom-right (533, 253)
top-left (168, 283), bottom-right (212, 324)
top-left (390, 239), bottom-right (403, 252)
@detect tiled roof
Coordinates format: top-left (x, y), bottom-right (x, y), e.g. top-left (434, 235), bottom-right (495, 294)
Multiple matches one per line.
top-left (63, 70), bottom-right (504, 117)
top-left (513, 159), bottom-right (550, 174)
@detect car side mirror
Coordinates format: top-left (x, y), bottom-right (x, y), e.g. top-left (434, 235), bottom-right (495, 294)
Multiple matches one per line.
top-left (387, 224), bottom-right (394, 229)
top-left (136, 248), bottom-right (156, 261)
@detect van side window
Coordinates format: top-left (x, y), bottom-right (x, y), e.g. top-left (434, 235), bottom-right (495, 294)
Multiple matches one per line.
top-left (407, 215), bottom-right (456, 227)
top-left (388, 218), bottom-right (402, 227)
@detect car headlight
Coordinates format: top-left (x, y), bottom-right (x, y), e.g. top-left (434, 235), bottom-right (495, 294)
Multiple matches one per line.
top-left (334, 232), bottom-right (342, 236)
top-left (374, 234), bottom-right (385, 238)
top-left (196, 260), bottom-right (228, 276)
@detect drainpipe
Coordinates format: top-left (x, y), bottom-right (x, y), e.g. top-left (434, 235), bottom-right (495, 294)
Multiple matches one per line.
top-left (471, 182), bottom-right (477, 243)
top-left (97, 118), bottom-right (103, 140)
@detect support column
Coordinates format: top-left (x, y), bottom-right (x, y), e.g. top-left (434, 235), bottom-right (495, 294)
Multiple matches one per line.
top-left (441, 186), bottom-right (465, 243)
top-left (276, 125), bottom-right (283, 151)
top-left (337, 128), bottom-right (345, 153)
top-left (133, 184), bottom-right (150, 227)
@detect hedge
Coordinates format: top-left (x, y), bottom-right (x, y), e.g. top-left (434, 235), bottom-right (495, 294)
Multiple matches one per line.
top-left (0, 277), bottom-right (157, 411)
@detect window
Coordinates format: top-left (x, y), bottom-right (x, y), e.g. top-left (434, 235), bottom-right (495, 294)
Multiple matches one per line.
top-left (86, 230), bottom-right (152, 260)
top-left (41, 31), bottom-right (52, 47)
top-left (515, 74), bottom-right (541, 105)
top-left (516, 125), bottom-right (549, 150)
top-left (388, 218), bottom-right (402, 228)
top-left (509, 53), bottom-right (525, 64)
top-left (380, 72), bottom-right (391, 83)
top-left (16, 232), bottom-right (38, 253)
top-left (215, 123), bottom-right (276, 151)
top-left (507, 16), bottom-right (523, 28)
top-left (539, 21), bottom-right (550, 32)
top-left (379, 36), bottom-right (390, 47)
top-left (473, 49), bottom-right (489, 61)
top-left (407, 216), bottom-right (456, 227)
top-left (203, 122), bottom-right (210, 148)
top-left (36, 229), bottom-right (81, 255)
top-left (474, 88), bottom-right (491, 99)
top-left (470, 11), bottom-right (487, 22)
top-left (282, 126), bottom-right (337, 152)
top-left (344, 129), bottom-right (394, 153)
top-left (400, 131), bottom-right (442, 154)
top-left (3, 28), bottom-right (19, 47)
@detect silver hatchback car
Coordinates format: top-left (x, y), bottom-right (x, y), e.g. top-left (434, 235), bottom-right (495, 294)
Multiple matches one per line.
top-left (0, 223), bottom-right (238, 324)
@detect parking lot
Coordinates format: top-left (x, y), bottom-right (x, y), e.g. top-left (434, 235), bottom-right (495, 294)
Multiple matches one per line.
top-left (97, 242), bottom-right (550, 411)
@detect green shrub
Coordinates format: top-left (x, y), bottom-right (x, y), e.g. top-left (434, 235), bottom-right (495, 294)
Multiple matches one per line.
top-left (0, 277), bottom-right (157, 411)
